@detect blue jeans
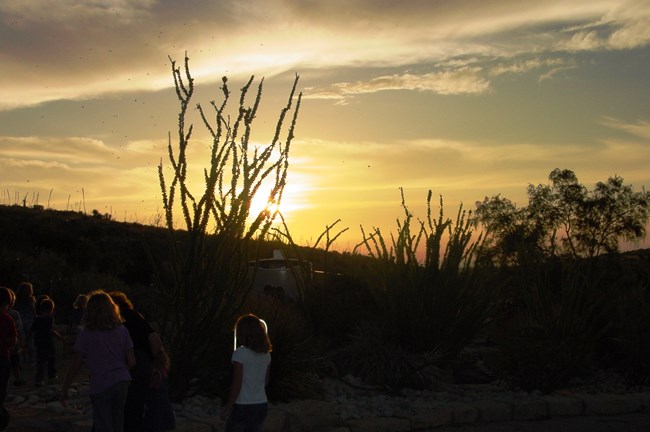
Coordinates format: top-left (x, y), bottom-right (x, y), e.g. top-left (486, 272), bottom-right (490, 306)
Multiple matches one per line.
top-left (90, 380), bottom-right (130, 432)
top-left (225, 403), bottom-right (268, 432)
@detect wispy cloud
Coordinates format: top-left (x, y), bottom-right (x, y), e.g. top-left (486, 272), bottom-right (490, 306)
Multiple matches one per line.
top-left (556, 2), bottom-right (650, 51)
top-left (489, 58), bottom-right (569, 76)
top-left (593, 119), bottom-right (650, 185)
top-left (0, 0), bottom-right (158, 22)
top-left (601, 117), bottom-right (650, 140)
top-left (291, 133), bottom-right (650, 202)
top-left (0, 135), bottom-right (165, 210)
top-left (306, 67), bottom-right (490, 102)
top-left (2, 0), bottom-right (649, 109)
top-left (0, 137), bottom-right (114, 164)
top-left (305, 55), bottom-right (578, 101)
top-left (0, 136), bottom-right (164, 167)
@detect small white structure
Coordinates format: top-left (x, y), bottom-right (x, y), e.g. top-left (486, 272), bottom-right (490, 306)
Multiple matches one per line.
top-left (248, 249), bottom-right (311, 300)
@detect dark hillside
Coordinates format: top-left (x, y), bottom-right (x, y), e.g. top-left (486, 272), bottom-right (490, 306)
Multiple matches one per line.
top-left (2, 205), bottom-right (161, 280)
top-left (0, 204), bottom-right (373, 319)
top-left (0, 205), bottom-right (169, 319)
top-left (2, 203), bottom-right (648, 320)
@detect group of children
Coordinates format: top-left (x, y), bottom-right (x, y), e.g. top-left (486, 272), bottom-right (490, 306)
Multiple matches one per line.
top-left (1, 282), bottom-right (274, 432)
top-left (0, 282), bottom-right (85, 431)
top-left (6, 282), bottom-right (65, 388)
top-left (1, 282), bottom-right (59, 430)
top-left (60, 290), bottom-right (177, 432)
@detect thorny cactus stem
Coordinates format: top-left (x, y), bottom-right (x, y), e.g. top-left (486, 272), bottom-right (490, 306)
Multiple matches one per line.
top-left (153, 53), bottom-right (302, 400)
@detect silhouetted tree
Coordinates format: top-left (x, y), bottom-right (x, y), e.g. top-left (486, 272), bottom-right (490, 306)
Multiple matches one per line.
top-left (476, 168), bottom-right (650, 263)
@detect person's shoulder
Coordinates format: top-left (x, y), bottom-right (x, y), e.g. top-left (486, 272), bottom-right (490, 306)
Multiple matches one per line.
top-left (124, 308), bottom-right (146, 321)
top-left (34, 315), bottom-right (52, 325)
top-left (232, 345), bottom-right (249, 360)
top-left (0, 313), bottom-right (16, 333)
top-left (1, 314), bottom-right (17, 333)
top-left (124, 309), bottom-right (152, 326)
top-left (116, 324), bottom-right (134, 339)
top-left (233, 346), bottom-right (270, 360)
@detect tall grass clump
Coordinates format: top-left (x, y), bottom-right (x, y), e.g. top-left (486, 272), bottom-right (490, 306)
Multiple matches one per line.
top-left (243, 297), bottom-right (328, 402)
top-left (593, 253), bottom-right (650, 386)
top-left (149, 54), bottom-right (301, 399)
top-left (488, 257), bottom-right (612, 393)
top-left (335, 190), bottom-right (495, 391)
top-left (606, 283), bottom-right (650, 386)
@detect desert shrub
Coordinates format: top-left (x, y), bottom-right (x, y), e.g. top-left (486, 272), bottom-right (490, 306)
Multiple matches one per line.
top-left (304, 272), bottom-right (378, 347)
top-left (338, 191), bottom-right (496, 390)
top-left (380, 257), bottom-right (494, 362)
top-left (244, 297), bottom-right (327, 401)
top-left (334, 321), bottom-right (446, 391)
top-left (0, 248), bottom-right (26, 288)
top-left (488, 259), bottom-right (611, 393)
top-left (598, 282), bottom-right (650, 386)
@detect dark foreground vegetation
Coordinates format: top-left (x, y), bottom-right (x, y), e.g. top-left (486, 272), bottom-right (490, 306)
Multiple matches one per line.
top-left (1, 204), bottom-right (649, 403)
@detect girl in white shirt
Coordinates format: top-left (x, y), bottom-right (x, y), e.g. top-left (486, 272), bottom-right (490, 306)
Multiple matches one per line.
top-left (221, 314), bottom-right (272, 432)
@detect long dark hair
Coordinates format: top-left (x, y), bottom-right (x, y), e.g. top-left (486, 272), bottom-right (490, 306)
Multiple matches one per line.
top-left (234, 314), bottom-right (272, 353)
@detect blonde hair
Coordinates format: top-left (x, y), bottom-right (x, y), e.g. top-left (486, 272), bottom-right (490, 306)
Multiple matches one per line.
top-left (83, 290), bottom-right (124, 331)
top-left (234, 314), bottom-right (272, 353)
top-left (109, 291), bottom-right (133, 311)
top-left (7, 289), bottom-right (16, 308)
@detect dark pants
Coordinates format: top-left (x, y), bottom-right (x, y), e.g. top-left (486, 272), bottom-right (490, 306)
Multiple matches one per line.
top-left (225, 403), bottom-right (268, 432)
top-left (90, 380), bottom-right (130, 432)
top-left (35, 346), bottom-right (56, 383)
top-left (143, 375), bottom-right (176, 432)
top-left (0, 358), bottom-right (10, 429)
top-left (123, 349), bottom-right (152, 432)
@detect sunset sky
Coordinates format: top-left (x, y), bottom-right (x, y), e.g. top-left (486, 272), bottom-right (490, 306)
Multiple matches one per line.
top-left (1, 0), bottom-right (649, 251)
